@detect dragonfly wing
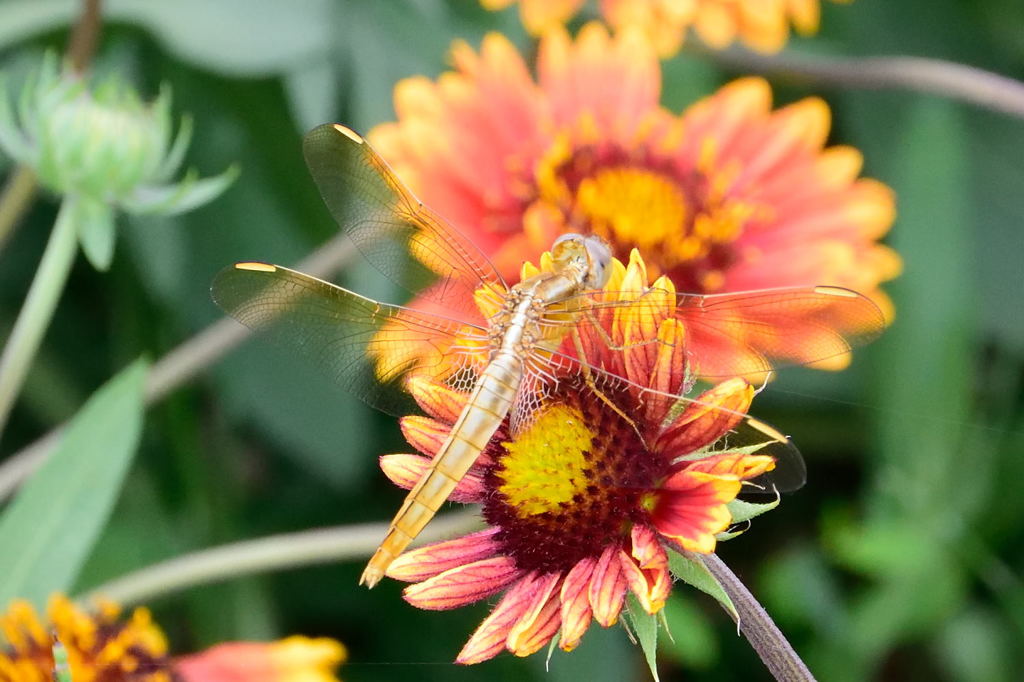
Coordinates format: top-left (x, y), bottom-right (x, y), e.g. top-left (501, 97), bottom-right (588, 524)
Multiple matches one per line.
top-left (704, 413), bottom-right (807, 494)
top-left (544, 285), bottom-right (886, 380)
top-left (676, 285), bottom-right (885, 378)
top-left (303, 124), bottom-right (507, 317)
top-left (211, 262), bottom-right (488, 418)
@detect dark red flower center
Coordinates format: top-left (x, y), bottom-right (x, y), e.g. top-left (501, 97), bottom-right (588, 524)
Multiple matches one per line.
top-left (481, 383), bottom-right (668, 574)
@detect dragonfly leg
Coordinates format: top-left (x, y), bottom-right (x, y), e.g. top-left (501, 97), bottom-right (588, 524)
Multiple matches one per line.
top-left (569, 327), bottom-right (648, 446)
top-left (582, 307), bottom-right (664, 352)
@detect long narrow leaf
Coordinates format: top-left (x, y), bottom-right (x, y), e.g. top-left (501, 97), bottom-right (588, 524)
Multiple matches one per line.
top-left (624, 594), bottom-right (661, 681)
top-left (0, 359), bottom-right (148, 608)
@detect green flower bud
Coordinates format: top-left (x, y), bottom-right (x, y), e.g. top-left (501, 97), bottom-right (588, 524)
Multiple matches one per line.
top-left (0, 53), bottom-right (237, 269)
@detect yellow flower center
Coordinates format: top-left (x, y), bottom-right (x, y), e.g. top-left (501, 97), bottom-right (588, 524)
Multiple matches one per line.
top-left (498, 405), bottom-right (595, 517)
top-left (532, 133), bottom-right (765, 291)
top-left (572, 164), bottom-right (757, 281)
top-left (576, 166), bottom-right (689, 256)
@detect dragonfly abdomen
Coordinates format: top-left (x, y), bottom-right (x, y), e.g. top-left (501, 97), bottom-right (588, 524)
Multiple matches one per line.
top-left (360, 354), bottom-right (523, 587)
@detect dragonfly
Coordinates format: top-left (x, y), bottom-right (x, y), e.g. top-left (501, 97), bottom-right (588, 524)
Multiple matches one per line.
top-left (212, 123), bottom-right (885, 588)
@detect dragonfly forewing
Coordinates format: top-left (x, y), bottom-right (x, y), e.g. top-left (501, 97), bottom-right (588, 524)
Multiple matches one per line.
top-left (539, 284), bottom-right (886, 380)
top-left (303, 124), bottom-right (507, 318)
top-left (211, 262), bottom-right (489, 418)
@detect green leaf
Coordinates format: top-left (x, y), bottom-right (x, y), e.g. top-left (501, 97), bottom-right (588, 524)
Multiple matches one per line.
top-left (71, 195), bottom-right (116, 271)
top-left (0, 359), bottom-right (148, 608)
top-left (727, 495), bottom-right (780, 524)
top-left (714, 528), bottom-right (746, 542)
top-left (124, 164), bottom-right (239, 216)
top-left (667, 551), bottom-right (738, 622)
top-left (624, 594), bottom-right (660, 682)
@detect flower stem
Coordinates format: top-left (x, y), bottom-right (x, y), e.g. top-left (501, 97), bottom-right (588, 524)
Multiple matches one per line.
top-left (704, 48), bottom-right (1024, 120)
top-left (0, 167), bottom-right (38, 255)
top-left (66, 0), bottom-right (103, 73)
top-left (686, 551), bottom-right (816, 682)
top-left (0, 199), bottom-right (79, 440)
top-left (79, 511), bottom-right (482, 606)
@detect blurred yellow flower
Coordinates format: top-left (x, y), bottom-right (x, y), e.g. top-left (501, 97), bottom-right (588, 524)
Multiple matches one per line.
top-left (480, 0), bottom-right (585, 34)
top-left (481, 0), bottom-right (853, 55)
top-left (0, 595), bottom-right (345, 682)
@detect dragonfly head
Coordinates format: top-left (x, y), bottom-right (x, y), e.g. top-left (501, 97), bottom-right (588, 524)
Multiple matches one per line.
top-left (551, 233), bottom-right (612, 289)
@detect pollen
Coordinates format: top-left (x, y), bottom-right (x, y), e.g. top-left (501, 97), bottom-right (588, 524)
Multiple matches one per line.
top-left (576, 166), bottom-right (688, 256)
top-left (497, 405), bottom-right (595, 516)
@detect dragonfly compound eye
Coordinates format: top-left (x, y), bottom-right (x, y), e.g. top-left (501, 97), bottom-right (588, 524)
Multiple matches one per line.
top-left (551, 233), bottom-right (611, 289)
top-left (582, 235), bottom-right (612, 289)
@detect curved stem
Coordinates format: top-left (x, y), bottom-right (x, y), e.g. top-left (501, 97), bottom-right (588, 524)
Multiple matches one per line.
top-left (0, 232), bottom-right (357, 499)
top-left (0, 199), bottom-right (80, 440)
top-left (705, 49), bottom-right (1024, 120)
top-left (66, 0), bottom-right (103, 73)
top-left (685, 550), bottom-right (815, 682)
top-left (79, 511), bottom-right (482, 607)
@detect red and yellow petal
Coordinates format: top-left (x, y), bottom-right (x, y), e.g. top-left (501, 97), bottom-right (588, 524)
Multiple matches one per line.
top-left (405, 376), bottom-right (468, 423)
top-left (620, 525), bottom-right (672, 614)
top-left (539, 23), bottom-right (662, 142)
top-left (398, 416), bottom-right (450, 458)
top-left (588, 544), bottom-right (629, 627)
top-left (378, 454), bottom-right (486, 502)
top-left (558, 557), bottom-right (597, 651)
top-left (456, 572), bottom-right (544, 664)
top-left (655, 378), bottom-right (754, 456)
top-left (685, 452), bottom-right (776, 480)
top-left (506, 572), bottom-right (563, 656)
top-left (386, 529), bottom-right (502, 582)
top-left (651, 470), bottom-right (742, 553)
top-left (403, 556), bottom-right (523, 610)
top-left (370, 34), bottom-right (546, 246)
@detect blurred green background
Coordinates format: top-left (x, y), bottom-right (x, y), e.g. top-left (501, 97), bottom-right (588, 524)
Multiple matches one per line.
top-left (0, 0), bottom-right (1022, 680)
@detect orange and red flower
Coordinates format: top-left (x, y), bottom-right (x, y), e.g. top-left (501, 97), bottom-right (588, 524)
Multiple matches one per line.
top-left (0, 595), bottom-right (345, 682)
top-left (371, 23), bottom-right (898, 322)
top-left (379, 252), bottom-right (778, 664)
top-left (481, 0), bottom-right (852, 55)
